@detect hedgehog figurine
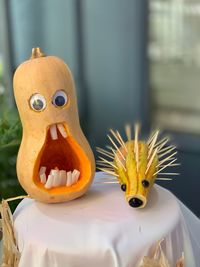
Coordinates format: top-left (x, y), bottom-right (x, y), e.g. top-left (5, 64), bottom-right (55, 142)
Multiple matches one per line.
top-left (97, 124), bottom-right (179, 209)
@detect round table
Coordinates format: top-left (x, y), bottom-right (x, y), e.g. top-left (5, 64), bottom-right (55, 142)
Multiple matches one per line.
top-left (13, 172), bottom-right (198, 267)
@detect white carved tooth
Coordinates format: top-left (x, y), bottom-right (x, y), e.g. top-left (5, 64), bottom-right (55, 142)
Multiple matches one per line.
top-left (72, 169), bottom-right (80, 184)
top-left (50, 124), bottom-right (58, 140)
top-left (39, 166), bottom-right (47, 184)
top-left (40, 173), bottom-right (47, 184)
top-left (57, 124), bottom-right (67, 138)
top-left (66, 171), bottom-right (72, 187)
top-left (52, 170), bottom-right (60, 187)
top-left (60, 170), bottom-right (67, 186)
top-left (39, 166), bottom-right (46, 175)
top-left (71, 172), bottom-right (76, 185)
top-left (45, 175), bottom-right (54, 189)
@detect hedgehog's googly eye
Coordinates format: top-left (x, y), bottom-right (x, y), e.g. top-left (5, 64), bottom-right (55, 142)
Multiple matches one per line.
top-left (142, 180), bottom-right (150, 188)
top-left (29, 94), bottom-right (46, 111)
top-left (52, 90), bottom-right (68, 108)
top-left (121, 184), bottom-right (126, 192)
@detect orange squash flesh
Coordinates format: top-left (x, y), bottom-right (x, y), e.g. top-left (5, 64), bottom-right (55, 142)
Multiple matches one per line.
top-left (34, 124), bottom-right (92, 194)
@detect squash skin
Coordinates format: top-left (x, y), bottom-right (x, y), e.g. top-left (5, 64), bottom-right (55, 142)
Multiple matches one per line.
top-left (13, 53), bottom-right (95, 203)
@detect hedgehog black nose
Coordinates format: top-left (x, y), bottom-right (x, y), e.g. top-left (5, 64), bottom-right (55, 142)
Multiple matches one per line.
top-left (129, 197), bottom-right (143, 208)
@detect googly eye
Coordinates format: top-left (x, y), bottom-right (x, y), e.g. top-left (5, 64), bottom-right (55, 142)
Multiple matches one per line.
top-left (142, 180), bottom-right (150, 188)
top-left (52, 90), bottom-right (68, 108)
top-left (121, 184), bottom-right (126, 192)
top-left (29, 94), bottom-right (46, 111)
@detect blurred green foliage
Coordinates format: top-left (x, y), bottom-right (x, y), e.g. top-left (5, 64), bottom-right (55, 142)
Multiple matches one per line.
top-left (0, 64), bottom-right (25, 210)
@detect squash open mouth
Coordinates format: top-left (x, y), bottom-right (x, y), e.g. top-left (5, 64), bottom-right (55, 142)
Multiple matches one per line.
top-left (34, 122), bottom-right (91, 194)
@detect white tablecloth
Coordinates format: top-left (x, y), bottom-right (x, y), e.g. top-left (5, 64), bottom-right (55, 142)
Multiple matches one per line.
top-left (13, 172), bottom-right (200, 267)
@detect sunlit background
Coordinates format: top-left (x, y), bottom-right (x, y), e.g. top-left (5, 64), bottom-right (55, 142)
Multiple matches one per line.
top-left (0, 0), bottom-right (200, 215)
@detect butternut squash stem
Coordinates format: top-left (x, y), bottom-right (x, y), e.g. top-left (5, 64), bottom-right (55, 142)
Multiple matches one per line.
top-left (30, 47), bottom-right (46, 59)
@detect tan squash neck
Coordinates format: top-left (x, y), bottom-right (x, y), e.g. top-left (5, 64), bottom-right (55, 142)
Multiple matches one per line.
top-left (30, 47), bottom-right (46, 59)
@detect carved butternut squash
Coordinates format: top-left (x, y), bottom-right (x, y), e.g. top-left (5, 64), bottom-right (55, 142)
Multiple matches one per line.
top-left (13, 48), bottom-right (95, 203)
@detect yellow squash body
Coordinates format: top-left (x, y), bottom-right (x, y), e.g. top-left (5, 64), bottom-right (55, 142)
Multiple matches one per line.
top-left (97, 126), bottom-right (177, 208)
top-left (115, 141), bottom-right (158, 208)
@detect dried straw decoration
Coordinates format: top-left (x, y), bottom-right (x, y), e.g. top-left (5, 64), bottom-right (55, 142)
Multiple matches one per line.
top-left (139, 240), bottom-right (184, 267)
top-left (0, 196), bottom-right (29, 267)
